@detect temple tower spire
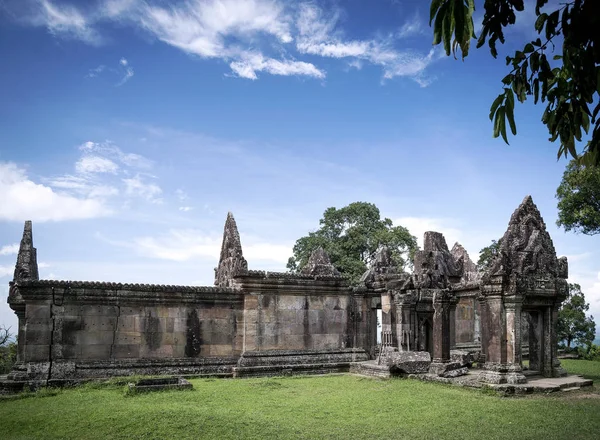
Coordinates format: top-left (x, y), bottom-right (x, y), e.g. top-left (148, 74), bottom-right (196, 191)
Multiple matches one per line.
top-left (214, 212), bottom-right (248, 287)
top-left (13, 220), bottom-right (39, 282)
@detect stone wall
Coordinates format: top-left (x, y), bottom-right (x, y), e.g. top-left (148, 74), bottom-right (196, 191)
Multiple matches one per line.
top-left (11, 280), bottom-right (245, 381)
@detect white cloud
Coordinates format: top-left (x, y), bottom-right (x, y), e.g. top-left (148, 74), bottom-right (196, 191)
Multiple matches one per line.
top-left (47, 175), bottom-right (119, 199)
top-left (80, 141), bottom-right (152, 169)
top-left (14, 1), bottom-right (439, 83)
top-left (0, 162), bottom-right (110, 222)
top-left (86, 65), bottom-right (106, 78)
top-left (395, 216), bottom-right (464, 251)
top-left (75, 155), bottom-right (119, 174)
top-left (32, 0), bottom-right (101, 45)
top-left (229, 53), bottom-right (324, 80)
top-left (123, 175), bottom-right (162, 203)
top-left (102, 0), bottom-right (139, 18)
top-left (0, 265), bottom-right (13, 279)
top-left (175, 189), bottom-right (188, 201)
top-left (139, 0), bottom-right (292, 58)
top-left (86, 58), bottom-right (135, 86)
top-left (104, 228), bottom-right (292, 264)
top-left (116, 57), bottom-right (134, 86)
top-left (295, 4), bottom-right (438, 85)
top-left (179, 206), bottom-right (193, 212)
top-left (0, 244), bottom-right (19, 256)
top-left (397, 12), bottom-right (425, 39)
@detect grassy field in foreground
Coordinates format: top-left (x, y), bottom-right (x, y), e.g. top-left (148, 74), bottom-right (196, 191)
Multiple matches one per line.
top-left (0, 360), bottom-right (599, 440)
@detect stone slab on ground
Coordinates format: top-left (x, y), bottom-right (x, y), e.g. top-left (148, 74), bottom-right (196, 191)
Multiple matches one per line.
top-left (349, 361), bottom-right (391, 379)
top-left (387, 351), bottom-right (431, 374)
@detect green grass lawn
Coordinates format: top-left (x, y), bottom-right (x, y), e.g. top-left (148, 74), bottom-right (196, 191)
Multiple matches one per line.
top-left (562, 358), bottom-right (600, 384)
top-left (1, 361), bottom-right (599, 440)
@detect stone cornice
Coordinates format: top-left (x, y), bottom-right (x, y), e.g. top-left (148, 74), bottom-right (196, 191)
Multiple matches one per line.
top-left (15, 280), bottom-right (244, 306)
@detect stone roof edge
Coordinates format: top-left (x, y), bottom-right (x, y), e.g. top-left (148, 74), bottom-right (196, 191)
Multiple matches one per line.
top-left (18, 279), bottom-right (240, 293)
top-left (240, 270), bottom-right (347, 281)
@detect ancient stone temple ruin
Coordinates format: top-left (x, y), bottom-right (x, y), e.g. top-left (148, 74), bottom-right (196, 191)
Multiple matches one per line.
top-left (3, 196), bottom-right (573, 388)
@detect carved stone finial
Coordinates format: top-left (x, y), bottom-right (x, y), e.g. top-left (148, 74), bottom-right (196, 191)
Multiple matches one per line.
top-left (359, 245), bottom-right (407, 287)
top-left (13, 220), bottom-right (39, 282)
top-left (484, 195), bottom-right (560, 279)
top-left (423, 231), bottom-right (450, 253)
top-left (413, 231), bottom-right (461, 289)
top-left (300, 247), bottom-right (341, 277)
top-left (451, 242), bottom-right (479, 282)
top-left (214, 212), bottom-right (248, 287)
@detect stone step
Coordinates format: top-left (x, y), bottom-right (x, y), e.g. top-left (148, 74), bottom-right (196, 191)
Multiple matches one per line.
top-left (561, 387), bottom-right (581, 392)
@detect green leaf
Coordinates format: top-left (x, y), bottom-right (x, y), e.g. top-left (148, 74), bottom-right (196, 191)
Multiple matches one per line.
top-left (430, 0), bottom-right (445, 25)
top-left (442, 7), bottom-right (452, 55)
top-left (489, 94), bottom-right (504, 121)
top-left (524, 43), bottom-right (534, 53)
top-left (581, 109), bottom-right (590, 133)
top-left (499, 107), bottom-right (509, 144)
top-left (505, 89), bottom-right (517, 136)
top-left (433, 1), bottom-right (447, 45)
top-left (535, 13), bottom-right (548, 33)
top-left (453, 0), bottom-right (465, 50)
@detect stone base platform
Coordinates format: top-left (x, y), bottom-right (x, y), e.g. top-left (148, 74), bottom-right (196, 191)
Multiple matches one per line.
top-left (410, 370), bottom-right (593, 394)
top-left (232, 348), bottom-right (369, 378)
top-left (349, 364), bottom-right (594, 395)
top-left (349, 361), bottom-right (392, 378)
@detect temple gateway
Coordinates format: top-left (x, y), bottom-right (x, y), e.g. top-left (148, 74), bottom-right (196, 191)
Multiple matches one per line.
top-left (4, 196), bottom-right (571, 386)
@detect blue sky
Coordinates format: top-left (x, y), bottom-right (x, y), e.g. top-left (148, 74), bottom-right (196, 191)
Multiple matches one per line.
top-left (0, 0), bottom-right (598, 334)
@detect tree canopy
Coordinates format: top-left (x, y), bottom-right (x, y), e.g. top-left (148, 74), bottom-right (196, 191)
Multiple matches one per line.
top-left (557, 283), bottom-right (596, 349)
top-left (476, 238), bottom-right (501, 271)
top-left (556, 159), bottom-right (600, 235)
top-left (430, 0), bottom-right (600, 165)
top-left (286, 202), bottom-right (418, 285)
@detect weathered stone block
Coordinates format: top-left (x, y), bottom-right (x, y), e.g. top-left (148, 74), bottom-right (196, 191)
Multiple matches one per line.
top-left (24, 344), bottom-right (50, 361)
top-left (112, 344), bottom-right (140, 359)
top-left (450, 349), bottom-right (475, 368)
top-left (80, 344), bottom-right (111, 360)
top-left (115, 331), bottom-right (141, 345)
top-left (387, 351), bottom-right (431, 374)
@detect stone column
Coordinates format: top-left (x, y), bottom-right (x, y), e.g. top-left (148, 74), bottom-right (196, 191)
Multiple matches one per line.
top-left (504, 296), bottom-right (526, 383)
top-left (449, 298), bottom-right (457, 350)
top-left (477, 296), bottom-right (487, 363)
top-left (394, 294), bottom-right (416, 352)
top-left (545, 304), bottom-right (567, 377)
top-left (429, 290), bottom-right (452, 375)
top-left (478, 294), bottom-right (507, 384)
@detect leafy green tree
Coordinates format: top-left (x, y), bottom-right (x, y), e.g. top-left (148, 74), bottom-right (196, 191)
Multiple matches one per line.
top-left (557, 283), bottom-right (596, 349)
top-left (429, 0), bottom-right (600, 164)
top-left (287, 202), bottom-right (418, 285)
top-left (556, 159), bottom-right (600, 235)
top-left (477, 238), bottom-right (501, 271)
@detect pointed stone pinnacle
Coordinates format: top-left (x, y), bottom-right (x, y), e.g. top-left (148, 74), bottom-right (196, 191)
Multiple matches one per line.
top-left (13, 220), bottom-right (39, 282)
top-left (215, 212), bottom-right (248, 287)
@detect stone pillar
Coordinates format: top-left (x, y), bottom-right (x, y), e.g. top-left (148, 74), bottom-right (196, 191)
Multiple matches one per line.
top-left (477, 296), bottom-right (487, 363)
top-left (482, 295), bottom-right (504, 365)
top-left (449, 298), bottom-right (457, 350)
top-left (429, 290), bottom-right (452, 375)
top-left (478, 294), bottom-right (526, 384)
top-left (15, 310), bottom-right (26, 363)
top-left (544, 304), bottom-right (567, 377)
top-left (394, 293), bottom-right (416, 352)
top-left (504, 296), bottom-right (526, 383)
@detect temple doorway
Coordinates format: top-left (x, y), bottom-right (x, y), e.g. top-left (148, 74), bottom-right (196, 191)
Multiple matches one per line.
top-left (525, 310), bottom-right (545, 374)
